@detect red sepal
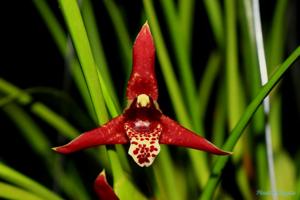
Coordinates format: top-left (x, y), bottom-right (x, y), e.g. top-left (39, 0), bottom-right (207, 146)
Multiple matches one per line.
top-left (126, 22), bottom-right (158, 101)
top-left (53, 115), bottom-right (128, 154)
top-left (159, 115), bottom-right (231, 155)
top-left (94, 170), bottom-right (119, 200)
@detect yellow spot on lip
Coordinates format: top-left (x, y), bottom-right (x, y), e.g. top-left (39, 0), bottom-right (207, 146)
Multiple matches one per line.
top-left (137, 94), bottom-right (150, 107)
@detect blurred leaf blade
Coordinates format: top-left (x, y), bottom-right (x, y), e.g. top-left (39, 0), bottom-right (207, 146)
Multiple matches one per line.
top-left (81, 0), bottom-right (121, 112)
top-left (0, 182), bottom-right (44, 200)
top-left (200, 45), bottom-right (300, 199)
top-left (0, 79), bottom-right (79, 138)
top-left (160, 0), bottom-right (197, 121)
top-left (0, 163), bottom-right (63, 200)
top-left (103, 0), bottom-right (132, 76)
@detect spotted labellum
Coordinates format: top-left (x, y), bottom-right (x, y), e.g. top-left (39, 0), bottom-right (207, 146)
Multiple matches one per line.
top-left (53, 22), bottom-right (231, 167)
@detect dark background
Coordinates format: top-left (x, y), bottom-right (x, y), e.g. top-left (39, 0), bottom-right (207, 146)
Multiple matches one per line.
top-left (0, 0), bottom-right (299, 199)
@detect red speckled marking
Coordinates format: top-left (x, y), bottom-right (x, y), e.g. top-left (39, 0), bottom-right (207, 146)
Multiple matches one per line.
top-left (125, 121), bottom-right (162, 167)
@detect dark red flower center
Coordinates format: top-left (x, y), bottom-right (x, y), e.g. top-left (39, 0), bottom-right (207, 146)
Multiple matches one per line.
top-left (124, 94), bottom-right (162, 167)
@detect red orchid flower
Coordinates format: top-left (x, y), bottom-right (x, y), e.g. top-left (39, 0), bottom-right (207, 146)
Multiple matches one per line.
top-left (94, 170), bottom-right (119, 200)
top-left (53, 22), bottom-right (231, 167)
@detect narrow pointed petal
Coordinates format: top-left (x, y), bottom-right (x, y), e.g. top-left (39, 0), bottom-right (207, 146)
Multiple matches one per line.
top-left (125, 122), bottom-right (162, 167)
top-left (159, 115), bottom-right (231, 155)
top-left (94, 170), bottom-right (119, 200)
top-left (126, 22), bottom-right (158, 101)
top-left (53, 115), bottom-right (128, 154)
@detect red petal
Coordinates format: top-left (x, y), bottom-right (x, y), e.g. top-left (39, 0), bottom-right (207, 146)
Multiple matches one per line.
top-left (94, 170), bottom-right (119, 200)
top-left (126, 22), bottom-right (158, 101)
top-left (159, 115), bottom-right (231, 155)
top-left (53, 115), bottom-right (128, 154)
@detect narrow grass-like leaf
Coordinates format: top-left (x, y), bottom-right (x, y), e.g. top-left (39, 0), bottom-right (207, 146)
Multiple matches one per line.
top-left (0, 182), bottom-right (44, 200)
top-left (252, 0), bottom-right (277, 197)
top-left (160, 0), bottom-right (197, 121)
top-left (265, 0), bottom-right (289, 160)
top-left (108, 150), bottom-right (147, 200)
top-left (196, 52), bottom-right (221, 122)
top-left (266, 0), bottom-right (288, 71)
top-left (154, 147), bottom-right (181, 200)
top-left (0, 79), bottom-right (79, 138)
top-left (212, 83), bottom-right (226, 149)
top-left (31, 102), bottom-right (80, 138)
top-left (0, 163), bottom-right (63, 200)
top-left (53, 162), bottom-right (91, 200)
top-left (204, 0), bottom-right (224, 47)
top-left (32, 0), bottom-right (66, 55)
top-left (59, 0), bottom-right (108, 124)
top-left (1, 102), bottom-right (91, 200)
top-left (266, 0), bottom-right (288, 154)
top-left (237, 168), bottom-right (253, 199)
top-left (179, 0), bottom-right (195, 55)
top-left (82, 0), bottom-right (130, 171)
top-left (200, 45), bottom-right (300, 199)
top-left (152, 165), bottom-right (169, 200)
top-left (225, 0), bottom-right (245, 131)
top-left (97, 71), bottom-right (120, 117)
top-left (32, 0), bottom-right (96, 120)
top-left (239, 0), bottom-right (267, 189)
top-left (34, 0), bottom-right (126, 172)
top-left (81, 0), bottom-right (120, 112)
top-left (2, 103), bottom-right (51, 158)
top-left (103, 0), bottom-right (132, 76)
top-left (273, 152), bottom-right (296, 197)
top-left (224, 4), bottom-right (249, 197)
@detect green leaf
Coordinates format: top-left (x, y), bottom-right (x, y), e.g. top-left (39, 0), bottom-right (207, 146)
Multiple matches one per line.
top-left (160, 0), bottom-right (197, 120)
top-left (59, 0), bottom-right (108, 124)
top-left (273, 152), bottom-right (296, 197)
top-left (108, 150), bottom-right (147, 200)
top-left (200, 45), bottom-right (300, 199)
top-left (0, 182), bottom-right (44, 200)
top-left (81, 0), bottom-right (121, 112)
top-left (103, 0), bottom-right (132, 76)
top-left (204, 0), bottom-right (224, 47)
top-left (0, 79), bottom-right (79, 139)
top-left (0, 163), bottom-right (63, 200)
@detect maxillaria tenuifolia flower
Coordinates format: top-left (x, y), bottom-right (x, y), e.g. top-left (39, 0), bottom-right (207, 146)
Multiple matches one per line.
top-left (53, 22), bottom-right (231, 167)
top-left (94, 171), bottom-right (119, 200)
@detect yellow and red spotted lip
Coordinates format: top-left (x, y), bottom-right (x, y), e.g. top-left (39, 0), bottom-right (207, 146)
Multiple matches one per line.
top-left (53, 22), bottom-right (231, 167)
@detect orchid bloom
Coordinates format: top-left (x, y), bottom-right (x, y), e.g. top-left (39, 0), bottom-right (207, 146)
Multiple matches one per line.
top-left (94, 170), bottom-right (119, 200)
top-left (53, 22), bottom-right (231, 167)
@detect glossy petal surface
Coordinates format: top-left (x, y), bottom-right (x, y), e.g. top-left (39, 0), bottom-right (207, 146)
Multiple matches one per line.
top-left (53, 115), bottom-right (128, 154)
top-left (126, 23), bottom-right (158, 101)
top-left (94, 170), bottom-right (119, 200)
top-left (159, 115), bottom-right (231, 155)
